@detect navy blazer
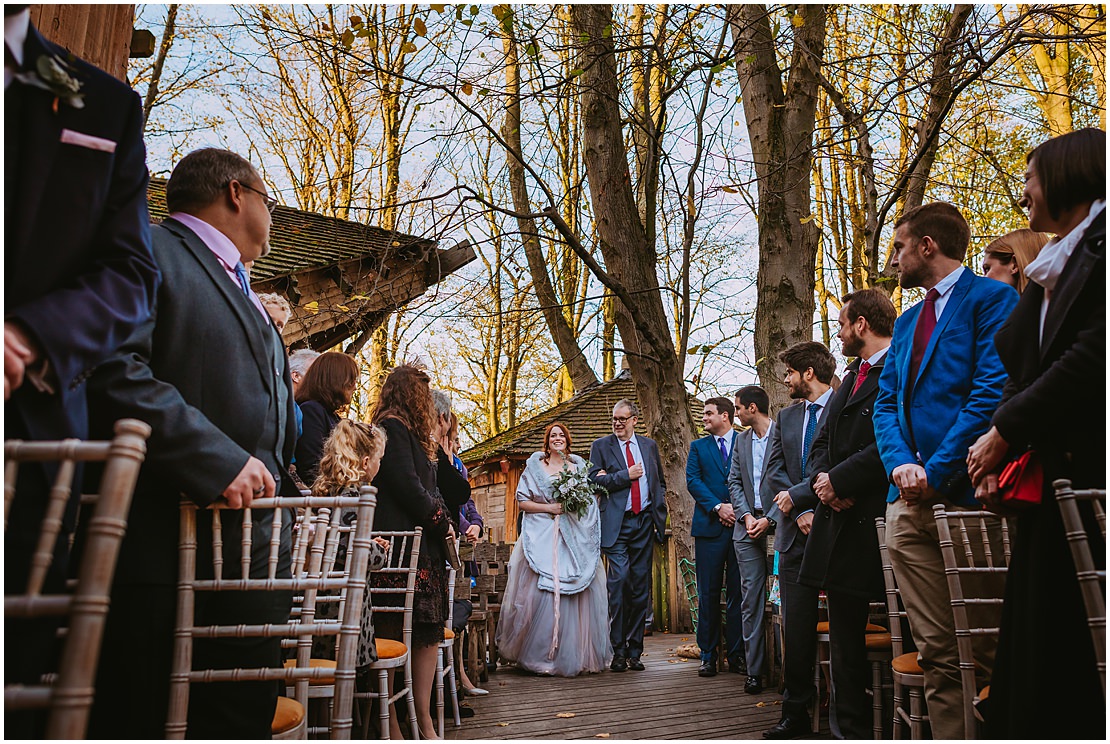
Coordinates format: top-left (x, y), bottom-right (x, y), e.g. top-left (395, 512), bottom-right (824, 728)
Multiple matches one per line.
top-left (6, 23), bottom-right (159, 445)
top-left (686, 432), bottom-right (738, 539)
top-left (589, 433), bottom-right (668, 549)
top-left (874, 269), bottom-right (1018, 506)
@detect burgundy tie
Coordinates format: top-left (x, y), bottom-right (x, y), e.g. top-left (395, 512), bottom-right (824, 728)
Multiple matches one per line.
top-left (909, 288), bottom-right (940, 384)
top-left (625, 441), bottom-right (642, 515)
top-left (851, 360), bottom-right (872, 397)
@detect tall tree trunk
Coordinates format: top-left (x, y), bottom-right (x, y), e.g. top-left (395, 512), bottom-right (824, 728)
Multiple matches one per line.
top-left (142, 4), bottom-right (179, 126)
top-left (569, 4), bottom-right (696, 629)
top-left (729, 4), bottom-right (828, 412)
top-left (502, 31), bottom-right (599, 395)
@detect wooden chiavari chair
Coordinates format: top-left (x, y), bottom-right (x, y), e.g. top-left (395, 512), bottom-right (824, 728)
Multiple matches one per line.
top-left (1054, 479), bottom-right (1106, 696)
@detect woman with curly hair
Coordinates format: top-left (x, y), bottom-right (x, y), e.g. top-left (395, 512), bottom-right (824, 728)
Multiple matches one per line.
top-left (369, 365), bottom-right (464, 739)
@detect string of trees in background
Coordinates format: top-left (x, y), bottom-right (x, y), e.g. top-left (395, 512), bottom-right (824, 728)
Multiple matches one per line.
top-left (132, 2), bottom-right (1104, 589)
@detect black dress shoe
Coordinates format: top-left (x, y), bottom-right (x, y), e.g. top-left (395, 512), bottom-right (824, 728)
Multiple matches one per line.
top-left (745, 675), bottom-right (763, 694)
top-left (610, 656), bottom-right (628, 672)
top-left (627, 657), bottom-right (645, 671)
top-left (762, 718), bottom-right (812, 739)
top-left (697, 660), bottom-right (717, 677)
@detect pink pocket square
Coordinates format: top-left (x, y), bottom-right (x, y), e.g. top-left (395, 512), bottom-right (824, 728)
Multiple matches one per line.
top-left (60, 129), bottom-right (117, 153)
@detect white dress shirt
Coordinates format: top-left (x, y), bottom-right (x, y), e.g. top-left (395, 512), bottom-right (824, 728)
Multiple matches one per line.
top-left (924, 265), bottom-right (966, 322)
top-left (801, 387), bottom-right (834, 448)
top-left (620, 434), bottom-right (650, 512)
top-left (5, 8), bottom-right (29, 89)
top-left (750, 424), bottom-right (771, 511)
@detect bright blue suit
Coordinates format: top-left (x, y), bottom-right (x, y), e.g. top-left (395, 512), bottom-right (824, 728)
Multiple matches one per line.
top-left (874, 269), bottom-right (1018, 506)
top-left (686, 432), bottom-right (744, 667)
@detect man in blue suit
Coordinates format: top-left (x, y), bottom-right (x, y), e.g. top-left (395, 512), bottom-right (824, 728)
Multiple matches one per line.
top-left (686, 396), bottom-right (745, 678)
top-left (873, 201), bottom-right (1018, 739)
top-left (4, 5), bottom-right (159, 721)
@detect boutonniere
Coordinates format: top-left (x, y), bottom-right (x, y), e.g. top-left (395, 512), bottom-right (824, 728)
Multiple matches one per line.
top-left (14, 52), bottom-right (85, 112)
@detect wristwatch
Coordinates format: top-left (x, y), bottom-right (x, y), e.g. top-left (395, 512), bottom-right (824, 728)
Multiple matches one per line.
top-left (713, 503), bottom-right (723, 514)
top-left (765, 516), bottom-right (777, 529)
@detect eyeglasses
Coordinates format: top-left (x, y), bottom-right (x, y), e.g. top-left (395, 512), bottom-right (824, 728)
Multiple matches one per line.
top-left (235, 181), bottom-right (277, 213)
top-left (612, 416), bottom-right (635, 424)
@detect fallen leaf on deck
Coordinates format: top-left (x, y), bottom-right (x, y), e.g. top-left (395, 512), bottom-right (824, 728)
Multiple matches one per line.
top-left (680, 637), bottom-right (689, 641)
top-left (756, 702), bottom-right (767, 708)
top-left (496, 722), bottom-right (509, 727)
top-left (667, 659), bottom-right (678, 663)
top-left (555, 713), bottom-right (576, 719)
top-left (595, 734), bottom-right (611, 739)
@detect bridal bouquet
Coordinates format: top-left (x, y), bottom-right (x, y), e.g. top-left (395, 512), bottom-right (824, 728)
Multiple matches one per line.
top-left (551, 462), bottom-right (603, 519)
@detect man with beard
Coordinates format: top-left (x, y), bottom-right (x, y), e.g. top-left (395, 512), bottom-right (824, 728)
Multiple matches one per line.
top-left (873, 202), bottom-right (1017, 738)
top-left (798, 288), bottom-right (895, 738)
top-left (761, 341), bottom-right (836, 739)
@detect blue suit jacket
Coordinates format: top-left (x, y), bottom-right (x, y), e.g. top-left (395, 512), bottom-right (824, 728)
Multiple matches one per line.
top-left (686, 432), bottom-right (738, 539)
top-left (874, 269), bottom-right (1018, 506)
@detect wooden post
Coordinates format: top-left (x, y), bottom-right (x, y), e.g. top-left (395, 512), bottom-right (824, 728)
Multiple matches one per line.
top-left (29, 5), bottom-right (135, 82)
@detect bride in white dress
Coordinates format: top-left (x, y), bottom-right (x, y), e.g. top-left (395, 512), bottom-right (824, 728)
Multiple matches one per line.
top-left (496, 422), bottom-right (613, 676)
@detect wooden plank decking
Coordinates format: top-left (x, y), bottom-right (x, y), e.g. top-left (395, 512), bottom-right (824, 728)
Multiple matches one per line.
top-left (447, 633), bottom-right (832, 740)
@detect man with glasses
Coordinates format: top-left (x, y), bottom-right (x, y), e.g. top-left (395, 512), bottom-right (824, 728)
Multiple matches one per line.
top-left (86, 148), bottom-right (299, 738)
top-left (589, 399), bottom-right (668, 672)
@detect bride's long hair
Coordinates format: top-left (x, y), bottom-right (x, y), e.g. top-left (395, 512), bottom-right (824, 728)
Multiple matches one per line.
top-left (541, 422), bottom-right (573, 465)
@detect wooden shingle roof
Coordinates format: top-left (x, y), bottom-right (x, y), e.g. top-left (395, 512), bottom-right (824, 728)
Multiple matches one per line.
top-left (147, 178), bottom-right (437, 282)
top-left (461, 371), bottom-right (705, 466)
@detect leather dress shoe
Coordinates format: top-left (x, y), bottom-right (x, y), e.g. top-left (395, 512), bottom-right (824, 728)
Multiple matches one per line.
top-left (762, 718), bottom-right (812, 739)
top-left (745, 675), bottom-right (763, 694)
top-left (610, 656), bottom-right (628, 672)
top-left (697, 660), bottom-right (717, 677)
top-left (627, 657), bottom-right (645, 671)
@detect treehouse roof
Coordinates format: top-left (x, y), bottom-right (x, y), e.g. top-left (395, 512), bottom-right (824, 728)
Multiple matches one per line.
top-left (147, 178), bottom-right (474, 351)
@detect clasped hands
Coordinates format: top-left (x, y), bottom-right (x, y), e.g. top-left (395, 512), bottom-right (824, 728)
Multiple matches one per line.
top-left (967, 426), bottom-right (1011, 514)
top-left (812, 472), bottom-right (855, 513)
top-left (772, 490), bottom-right (814, 535)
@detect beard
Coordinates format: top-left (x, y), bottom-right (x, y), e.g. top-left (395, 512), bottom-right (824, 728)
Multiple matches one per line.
top-left (898, 262), bottom-right (927, 289)
top-left (841, 331), bottom-right (864, 358)
top-left (787, 380), bottom-right (810, 400)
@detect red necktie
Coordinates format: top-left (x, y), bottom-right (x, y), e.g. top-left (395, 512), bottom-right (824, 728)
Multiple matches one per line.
top-left (909, 288), bottom-right (940, 384)
top-left (625, 441), bottom-right (642, 514)
top-left (850, 360), bottom-right (872, 397)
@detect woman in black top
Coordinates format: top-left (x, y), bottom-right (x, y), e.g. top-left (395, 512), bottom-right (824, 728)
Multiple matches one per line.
top-left (294, 351), bottom-right (359, 487)
top-left (968, 128), bottom-right (1105, 739)
top-left (370, 365), bottom-right (465, 739)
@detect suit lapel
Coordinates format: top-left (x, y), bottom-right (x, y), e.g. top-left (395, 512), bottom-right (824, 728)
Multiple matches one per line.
top-left (12, 27), bottom-right (67, 254)
top-left (162, 218), bottom-right (273, 392)
top-left (914, 270), bottom-right (973, 387)
top-left (1041, 219), bottom-right (1103, 360)
top-left (845, 356), bottom-right (885, 407)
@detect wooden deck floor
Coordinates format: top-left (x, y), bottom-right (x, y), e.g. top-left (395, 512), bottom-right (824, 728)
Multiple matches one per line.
top-left (446, 633), bottom-right (831, 740)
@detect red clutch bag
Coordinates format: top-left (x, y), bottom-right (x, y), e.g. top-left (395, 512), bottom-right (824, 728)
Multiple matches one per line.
top-left (997, 450), bottom-right (1042, 508)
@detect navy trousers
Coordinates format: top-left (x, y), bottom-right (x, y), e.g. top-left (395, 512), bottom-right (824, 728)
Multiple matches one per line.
top-left (694, 531), bottom-right (744, 666)
top-left (604, 510), bottom-right (654, 659)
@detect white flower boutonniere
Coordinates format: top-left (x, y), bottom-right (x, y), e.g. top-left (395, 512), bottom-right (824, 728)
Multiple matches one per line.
top-left (14, 53), bottom-right (85, 111)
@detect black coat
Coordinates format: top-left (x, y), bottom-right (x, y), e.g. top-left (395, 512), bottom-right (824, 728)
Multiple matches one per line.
top-left (985, 212), bottom-right (1105, 739)
top-left (798, 355), bottom-right (889, 599)
top-left (294, 399), bottom-right (340, 486)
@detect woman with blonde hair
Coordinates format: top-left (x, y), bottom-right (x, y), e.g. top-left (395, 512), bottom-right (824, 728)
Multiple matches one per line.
top-left (980, 228), bottom-right (1048, 292)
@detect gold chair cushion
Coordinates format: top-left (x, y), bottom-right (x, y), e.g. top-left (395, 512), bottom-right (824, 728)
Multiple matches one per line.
top-left (864, 632), bottom-right (892, 650)
top-left (375, 638), bottom-right (408, 659)
top-left (815, 621), bottom-right (887, 633)
top-left (892, 652), bottom-right (924, 675)
top-left (444, 628), bottom-right (455, 640)
top-left (272, 696), bottom-right (305, 734)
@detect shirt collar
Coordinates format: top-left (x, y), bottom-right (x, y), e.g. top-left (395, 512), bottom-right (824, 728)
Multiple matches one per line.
top-left (864, 345), bottom-right (889, 367)
top-left (811, 388), bottom-right (834, 409)
top-left (6, 8), bottom-right (29, 67)
top-left (1025, 200), bottom-right (1106, 291)
top-left (169, 212), bottom-right (245, 271)
top-left (931, 265), bottom-right (965, 298)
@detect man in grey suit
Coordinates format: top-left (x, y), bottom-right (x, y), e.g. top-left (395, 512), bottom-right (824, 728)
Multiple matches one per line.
top-left (727, 385), bottom-right (776, 695)
top-left (761, 342), bottom-right (836, 739)
top-left (86, 149), bottom-right (298, 738)
top-left (589, 399), bottom-right (668, 672)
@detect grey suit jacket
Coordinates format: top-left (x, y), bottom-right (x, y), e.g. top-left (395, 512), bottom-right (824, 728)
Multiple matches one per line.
top-left (727, 421), bottom-right (775, 543)
top-left (762, 399), bottom-right (830, 554)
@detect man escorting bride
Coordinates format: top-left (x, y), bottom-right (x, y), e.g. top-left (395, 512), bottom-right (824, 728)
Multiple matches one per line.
top-left (496, 423), bottom-right (613, 676)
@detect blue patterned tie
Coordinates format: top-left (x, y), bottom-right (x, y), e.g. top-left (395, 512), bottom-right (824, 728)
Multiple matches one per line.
top-left (233, 262), bottom-right (251, 296)
top-left (718, 437), bottom-right (728, 467)
top-left (801, 402), bottom-right (821, 477)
